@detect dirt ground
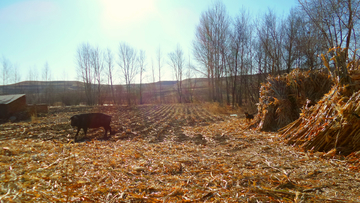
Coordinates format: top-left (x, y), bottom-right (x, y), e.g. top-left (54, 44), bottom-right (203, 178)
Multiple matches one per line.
top-left (0, 104), bottom-right (359, 202)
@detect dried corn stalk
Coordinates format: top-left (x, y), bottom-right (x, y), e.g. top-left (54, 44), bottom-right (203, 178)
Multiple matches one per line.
top-left (253, 69), bottom-right (333, 131)
top-left (280, 48), bottom-right (360, 155)
top-left (280, 85), bottom-right (360, 155)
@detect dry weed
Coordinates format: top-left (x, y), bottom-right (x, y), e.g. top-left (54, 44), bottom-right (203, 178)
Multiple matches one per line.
top-left (0, 104), bottom-right (359, 201)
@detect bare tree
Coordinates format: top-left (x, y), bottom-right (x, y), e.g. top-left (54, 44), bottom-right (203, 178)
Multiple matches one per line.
top-left (298, 0), bottom-right (360, 57)
top-left (42, 61), bottom-right (51, 81)
top-left (91, 46), bottom-right (104, 104)
top-left (256, 9), bottom-right (284, 75)
top-left (104, 48), bottom-right (116, 104)
top-left (27, 67), bottom-right (33, 81)
top-left (42, 61), bottom-right (53, 104)
top-left (157, 46), bottom-right (163, 103)
top-left (13, 63), bottom-right (20, 84)
top-left (31, 66), bottom-right (40, 103)
top-left (230, 8), bottom-right (252, 106)
top-left (1, 56), bottom-right (11, 94)
top-left (193, 11), bottom-right (214, 101)
top-left (76, 43), bottom-right (95, 105)
top-left (291, 9), bottom-right (325, 70)
top-left (185, 54), bottom-right (196, 103)
top-left (33, 66), bottom-right (39, 81)
top-left (151, 58), bottom-right (156, 102)
top-left (2, 56), bottom-right (11, 86)
top-left (281, 8), bottom-right (302, 73)
top-left (193, 1), bottom-right (231, 103)
top-left (138, 50), bottom-right (146, 104)
top-left (168, 44), bottom-right (185, 103)
top-left (12, 63), bottom-right (21, 93)
top-left (151, 58), bottom-right (155, 83)
top-left (118, 42), bottom-right (138, 105)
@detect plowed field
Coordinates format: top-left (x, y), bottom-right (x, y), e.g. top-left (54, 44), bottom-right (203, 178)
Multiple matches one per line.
top-left (0, 104), bottom-right (360, 202)
top-left (1, 104), bottom-right (225, 143)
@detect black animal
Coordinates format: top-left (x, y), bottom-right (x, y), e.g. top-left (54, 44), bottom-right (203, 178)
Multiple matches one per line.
top-left (70, 113), bottom-right (113, 142)
top-left (244, 112), bottom-right (254, 122)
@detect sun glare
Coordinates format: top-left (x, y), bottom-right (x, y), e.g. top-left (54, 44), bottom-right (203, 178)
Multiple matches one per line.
top-left (101, 0), bottom-right (156, 25)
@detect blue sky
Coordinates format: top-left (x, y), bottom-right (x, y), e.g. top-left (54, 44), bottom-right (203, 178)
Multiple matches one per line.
top-left (0, 0), bottom-right (297, 84)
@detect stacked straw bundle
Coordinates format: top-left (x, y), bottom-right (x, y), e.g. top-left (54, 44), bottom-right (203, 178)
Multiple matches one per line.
top-left (280, 84), bottom-right (360, 155)
top-left (254, 69), bottom-right (333, 131)
top-left (279, 48), bottom-right (360, 155)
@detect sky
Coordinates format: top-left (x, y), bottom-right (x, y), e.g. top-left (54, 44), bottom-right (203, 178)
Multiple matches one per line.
top-left (0, 0), bottom-right (298, 84)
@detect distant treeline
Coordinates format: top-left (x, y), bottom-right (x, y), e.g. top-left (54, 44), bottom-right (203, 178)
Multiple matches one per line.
top-left (0, 74), bottom-right (264, 107)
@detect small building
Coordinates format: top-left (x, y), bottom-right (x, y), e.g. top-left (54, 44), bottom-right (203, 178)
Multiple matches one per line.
top-left (0, 94), bottom-right (26, 119)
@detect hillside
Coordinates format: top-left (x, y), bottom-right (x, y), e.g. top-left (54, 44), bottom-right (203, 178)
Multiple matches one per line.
top-left (0, 80), bottom-right (184, 95)
top-left (0, 73), bottom-right (263, 105)
top-left (0, 79), bottom-right (208, 105)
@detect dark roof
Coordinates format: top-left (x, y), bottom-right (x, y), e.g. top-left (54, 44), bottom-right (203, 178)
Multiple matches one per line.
top-left (0, 94), bottom-right (25, 105)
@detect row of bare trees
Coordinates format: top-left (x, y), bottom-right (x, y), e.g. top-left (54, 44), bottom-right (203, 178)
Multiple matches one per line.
top-left (193, 0), bottom-right (360, 107)
top-left (76, 43), bottom-right (102, 105)
top-left (1, 56), bottom-right (21, 87)
top-left (1, 42), bottom-right (188, 106)
top-left (1, 56), bottom-right (54, 87)
top-left (75, 40), bottom-right (194, 106)
top-left (1, 56), bottom-right (57, 104)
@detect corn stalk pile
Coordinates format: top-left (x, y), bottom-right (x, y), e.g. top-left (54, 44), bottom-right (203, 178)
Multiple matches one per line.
top-left (253, 69), bottom-right (333, 131)
top-left (280, 48), bottom-right (360, 155)
top-left (280, 84), bottom-right (360, 155)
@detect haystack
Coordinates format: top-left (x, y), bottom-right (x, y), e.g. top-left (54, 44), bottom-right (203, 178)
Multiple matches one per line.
top-left (253, 69), bottom-right (333, 131)
top-left (280, 48), bottom-right (360, 155)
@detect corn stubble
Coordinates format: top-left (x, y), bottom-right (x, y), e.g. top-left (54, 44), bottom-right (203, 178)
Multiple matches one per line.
top-left (2, 103), bottom-right (360, 201)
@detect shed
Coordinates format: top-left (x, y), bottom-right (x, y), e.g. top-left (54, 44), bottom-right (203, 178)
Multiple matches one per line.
top-left (0, 94), bottom-right (26, 119)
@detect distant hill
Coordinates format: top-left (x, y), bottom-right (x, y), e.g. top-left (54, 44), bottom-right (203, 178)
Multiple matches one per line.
top-left (0, 81), bottom-right (83, 95)
top-left (0, 79), bottom-right (208, 95)
top-left (0, 73), bottom-right (262, 105)
top-left (152, 81), bottom-right (178, 86)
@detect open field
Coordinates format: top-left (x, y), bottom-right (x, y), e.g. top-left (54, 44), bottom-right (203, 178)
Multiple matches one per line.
top-left (0, 104), bottom-right (360, 202)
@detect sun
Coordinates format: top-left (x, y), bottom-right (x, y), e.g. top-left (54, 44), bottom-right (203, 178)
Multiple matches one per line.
top-left (100, 0), bottom-right (156, 25)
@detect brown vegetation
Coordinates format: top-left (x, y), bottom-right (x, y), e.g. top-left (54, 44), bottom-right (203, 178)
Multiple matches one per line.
top-left (0, 104), bottom-right (360, 201)
top-left (253, 69), bottom-right (333, 131)
top-left (280, 48), bottom-right (360, 156)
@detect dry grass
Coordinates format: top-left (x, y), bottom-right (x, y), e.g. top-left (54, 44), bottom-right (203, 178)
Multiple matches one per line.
top-left (204, 102), bottom-right (226, 114)
top-left (52, 102), bottom-right (65, 107)
top-left (0, 104), bottom-right (360, 201)
top-left (30, 114), bottom-right (38, 124)
top-left (204, 102), bottom-right (240, 115)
